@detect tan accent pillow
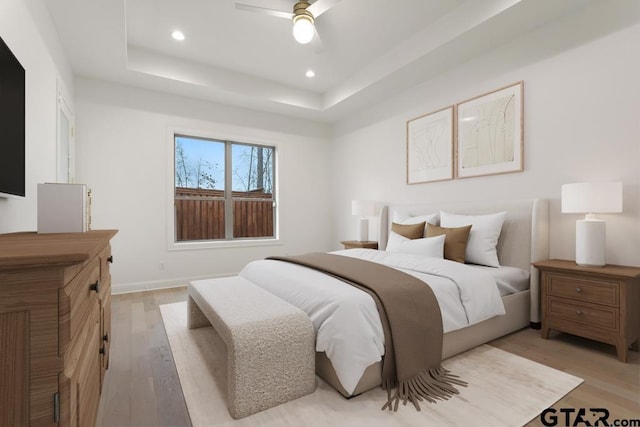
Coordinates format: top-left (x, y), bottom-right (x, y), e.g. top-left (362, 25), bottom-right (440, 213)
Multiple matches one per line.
top-left (391, 221), bottom-right (426, 240)
top-left (425, 223), bottom-right (472, 263)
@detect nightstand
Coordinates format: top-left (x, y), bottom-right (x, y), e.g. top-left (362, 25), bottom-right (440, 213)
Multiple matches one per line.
top-left (340, 240), bottom-right (378, 250)
top-left (533, 259), bottom-right (640, 362)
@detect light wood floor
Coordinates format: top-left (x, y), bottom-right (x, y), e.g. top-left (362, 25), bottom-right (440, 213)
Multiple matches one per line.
top-left (96, 287), bottom-right (639, 427)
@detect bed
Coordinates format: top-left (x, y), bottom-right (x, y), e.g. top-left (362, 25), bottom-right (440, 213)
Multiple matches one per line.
top-left (240, 198), bottom-right (549, 398)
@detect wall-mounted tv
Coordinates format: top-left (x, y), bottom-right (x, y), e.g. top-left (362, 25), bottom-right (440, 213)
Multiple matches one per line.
top-left (0, 36), bottom-right (25, 198)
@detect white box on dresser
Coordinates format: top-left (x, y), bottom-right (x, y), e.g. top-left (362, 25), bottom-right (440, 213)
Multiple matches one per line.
top-left (37, 183), bottom-right (91, 233)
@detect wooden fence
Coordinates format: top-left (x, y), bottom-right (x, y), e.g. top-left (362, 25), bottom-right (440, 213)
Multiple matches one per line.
top-left (175, 187), bottom-right (273, 241)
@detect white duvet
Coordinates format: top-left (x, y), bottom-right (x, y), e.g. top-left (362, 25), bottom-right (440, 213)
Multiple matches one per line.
top-left (238, 249), bottom-right (505, 394)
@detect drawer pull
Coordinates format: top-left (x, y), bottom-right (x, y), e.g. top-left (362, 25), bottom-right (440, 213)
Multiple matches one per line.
top-left (89, 279), bottom-right (101, 293)
top-left (576, 310), bottom-right (583, 315)
top-left (99, 345), bottom-right (105, 355)
top-left (107, 255), bottom-right (114, 264)
top-left (103, 333), bottom-right (109, 342)
top-left (575, 287), bottom-right (582, 293)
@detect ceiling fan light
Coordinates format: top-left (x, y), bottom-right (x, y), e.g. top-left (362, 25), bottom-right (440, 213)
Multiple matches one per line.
top-left (292, 15), bottom-right (314, 44)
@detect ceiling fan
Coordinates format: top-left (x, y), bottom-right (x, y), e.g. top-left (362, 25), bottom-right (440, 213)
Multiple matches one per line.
top-left (235, 0), bottom-right (342, 45)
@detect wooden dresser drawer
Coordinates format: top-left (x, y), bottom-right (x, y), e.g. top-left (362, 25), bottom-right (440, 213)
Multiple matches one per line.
top-left (98, 245), bottom-right (112, 302)
top-left (547, 296), bottom-right (619, 331)
top-left (546, 274), bottom-right (619, 307)
top-left (98, 245), bottom-right (111, 281)
top-left (59, 256), bottom-right (101, 355)
top-left (101, 291), bottom-right (111, 367)
top-left (63, 303), bottom-right (100, 376)
top-left (77, 317), bottom-right (102, 427)
top-left (59, 303), bottom-right (101, 427)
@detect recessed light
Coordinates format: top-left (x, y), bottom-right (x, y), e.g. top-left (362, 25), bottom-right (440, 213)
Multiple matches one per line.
top-left (172, 30), bottom-right (185, 41)
top-left (305, 70), bottom-right (315, 78)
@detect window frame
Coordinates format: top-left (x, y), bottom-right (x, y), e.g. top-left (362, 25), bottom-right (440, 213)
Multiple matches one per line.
top-left (56, 78), bottom-right (75, 183)
top-left (166, 127), bottom-right (281, 251)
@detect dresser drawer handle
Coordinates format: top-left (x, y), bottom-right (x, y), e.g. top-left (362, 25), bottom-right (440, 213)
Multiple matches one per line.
top-left (107, 255), bottom-right (113, 264)
top-left (575, 287), bottom-right (582, 293)
top-left (576, 310), bottom-right (583, 315)
top-left (89, 279), bottom-right (101, 293)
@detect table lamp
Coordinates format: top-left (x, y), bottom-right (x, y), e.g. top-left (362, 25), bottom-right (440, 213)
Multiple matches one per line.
top-left (561, 182), bottom-right (622, 267)
top-left (352, 200), bottom-right (380, 242)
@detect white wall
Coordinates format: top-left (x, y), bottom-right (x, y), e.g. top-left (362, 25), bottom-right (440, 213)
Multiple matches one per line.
top-left (75, 78), bottom-right (333, 292)
top-left (331, 12), bottom-right (640, 267)
top-left (0, 0), bottom-right (74, 232)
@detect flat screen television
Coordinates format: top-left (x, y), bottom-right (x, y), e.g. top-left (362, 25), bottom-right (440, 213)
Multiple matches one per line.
top-left (0, 36), bottom-right (25, 198)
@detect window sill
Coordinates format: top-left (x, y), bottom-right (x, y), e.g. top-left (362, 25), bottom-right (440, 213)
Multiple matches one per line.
top-left (168, 238), bottom-right (282, 252)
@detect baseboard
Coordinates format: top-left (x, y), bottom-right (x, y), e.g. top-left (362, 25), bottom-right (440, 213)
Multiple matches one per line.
top-left (112, 272), bottom-right (238, 295)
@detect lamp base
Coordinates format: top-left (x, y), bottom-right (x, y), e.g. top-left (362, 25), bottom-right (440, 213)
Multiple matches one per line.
top-left (575, 218), bottom-right (605, 267)
top-left (356, 217), bottom-right (369, 242)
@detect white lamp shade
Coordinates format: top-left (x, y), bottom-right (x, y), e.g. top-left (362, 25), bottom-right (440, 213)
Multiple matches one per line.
top-left (292, 16), bottom-right (314, 44)
top-left (561, 182), bottom-right (623, 214)
top-left (351, 200), bottom-right (380, 217)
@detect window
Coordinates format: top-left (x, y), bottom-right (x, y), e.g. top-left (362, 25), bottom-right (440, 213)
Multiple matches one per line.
top-left (174, 134), bottom-right (276, 242)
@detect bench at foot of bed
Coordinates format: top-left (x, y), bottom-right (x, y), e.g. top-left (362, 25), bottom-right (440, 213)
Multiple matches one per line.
top-left (187, 276), bottom-right (316, 419)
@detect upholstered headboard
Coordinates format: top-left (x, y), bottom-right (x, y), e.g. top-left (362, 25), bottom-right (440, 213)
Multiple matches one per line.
top-left (378, 199), bottom-right (549, 323)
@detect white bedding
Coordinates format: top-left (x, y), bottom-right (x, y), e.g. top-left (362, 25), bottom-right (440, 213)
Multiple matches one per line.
top-left (238, 249), bottom-right (505, 394)
top-left (469, 264), bottom-right (530, 296)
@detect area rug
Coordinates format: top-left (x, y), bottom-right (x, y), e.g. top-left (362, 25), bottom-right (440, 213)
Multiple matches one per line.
top-left (160, 302), bottom-right (583, 427)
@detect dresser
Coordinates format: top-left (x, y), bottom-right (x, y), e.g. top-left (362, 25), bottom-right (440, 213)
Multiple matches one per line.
top-left (0, 230), bottom-right (117, 426)
top-left (533, 259), bottom-right (640, 362)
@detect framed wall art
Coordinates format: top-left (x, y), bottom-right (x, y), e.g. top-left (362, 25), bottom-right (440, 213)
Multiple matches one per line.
top-left (406, 105), bottom-right (453, 184)
top-left (456, 81), bottom-right (523, 179)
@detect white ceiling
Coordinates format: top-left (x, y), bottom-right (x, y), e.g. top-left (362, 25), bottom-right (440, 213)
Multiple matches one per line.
top-left (44, 0), bottom-right (605, 123)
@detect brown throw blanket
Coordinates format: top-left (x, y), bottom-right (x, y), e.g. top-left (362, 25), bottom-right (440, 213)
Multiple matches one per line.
top-left (267, 253), bottom-right (466, 411)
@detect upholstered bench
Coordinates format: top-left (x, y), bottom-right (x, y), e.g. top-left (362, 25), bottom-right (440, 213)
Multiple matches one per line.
top-left (187, 276), bottom-right (316, 419)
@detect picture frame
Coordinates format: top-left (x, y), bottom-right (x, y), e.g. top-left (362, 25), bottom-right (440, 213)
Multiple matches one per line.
top-left (406, 105), bottom-right (454, 184)
top-left (455, 81), bottom-right (523, 179)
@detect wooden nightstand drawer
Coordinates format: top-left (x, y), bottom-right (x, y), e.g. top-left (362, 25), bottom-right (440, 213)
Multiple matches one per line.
top-left (547, 274), bottom-right (619, 307)
top-left (547, 296), bottom-right (619, 330)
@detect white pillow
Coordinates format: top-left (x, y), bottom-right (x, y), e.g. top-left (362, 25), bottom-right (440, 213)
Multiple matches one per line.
top-left (440, 211), bottom-right (507, 267)
top-left (392, 212), bottom-right (439, 236)
top-left (385, 231), bottom-right (445, 258)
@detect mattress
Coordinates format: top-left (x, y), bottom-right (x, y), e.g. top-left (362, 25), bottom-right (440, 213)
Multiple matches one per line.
top-left (239, 249), bottom-right (509, 395)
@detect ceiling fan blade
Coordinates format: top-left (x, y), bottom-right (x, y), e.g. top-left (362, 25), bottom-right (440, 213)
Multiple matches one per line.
top-left (307, 0), bottom-right (342, 18)
top-left (235, 3), bottom-right (293, 19)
